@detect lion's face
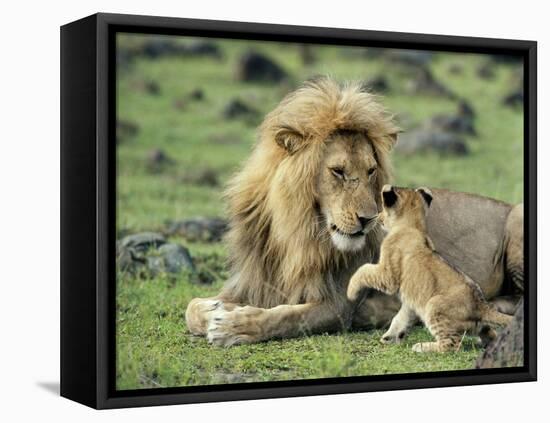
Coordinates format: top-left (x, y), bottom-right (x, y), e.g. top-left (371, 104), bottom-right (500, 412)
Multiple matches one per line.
top-left (317, 130), bottom-right (381, 252)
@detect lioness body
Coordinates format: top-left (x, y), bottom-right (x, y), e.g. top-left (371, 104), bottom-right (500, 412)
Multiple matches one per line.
top-left (348, 186), bottom-right (513, 352)
top-left (186, 77), bottom-right (523, 347)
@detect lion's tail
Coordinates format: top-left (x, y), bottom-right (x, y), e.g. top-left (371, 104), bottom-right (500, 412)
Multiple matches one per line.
top-left (480, 303), bottom-right (513, 326)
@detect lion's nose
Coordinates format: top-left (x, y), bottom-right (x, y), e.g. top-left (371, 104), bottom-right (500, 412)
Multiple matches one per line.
top-left (357, 214), bottom-right (376, 229)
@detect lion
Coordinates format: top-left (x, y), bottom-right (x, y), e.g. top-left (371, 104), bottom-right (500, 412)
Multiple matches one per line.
top-left (185, 76), bottom-right (523, 347)
top-left (347, 185), bottom-right (512, 352)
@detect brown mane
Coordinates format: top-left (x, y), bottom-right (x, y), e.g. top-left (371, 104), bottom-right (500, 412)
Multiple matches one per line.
top-left (220, 77), bottom-right (400, 308)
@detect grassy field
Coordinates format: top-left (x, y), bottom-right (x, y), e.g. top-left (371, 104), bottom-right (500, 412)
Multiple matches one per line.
top-left (116, 34), bottom-right (523, 390)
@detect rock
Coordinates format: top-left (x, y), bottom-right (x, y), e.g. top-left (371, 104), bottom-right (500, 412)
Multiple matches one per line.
top-left (502, 90), bottom-right (523, 108)
top-left (235, 51), bottom-right (288, 83)
top-left (141, 39), bottom-right (181, 58)
top-left (146, 149), bottom-right (174, 173)
top-left (298, 44), bottom-right (315, 65)
top-left (131, 79), bottom-right (161, 95)
top-left (173, 89), bottom-right (205, 111)
top-left (477, 61), bottom-right (496, 80)
top-left (180, 167), bottom-right (219, 187)
top-left (139, 39), bottom-right (221, 60)
top-left (448, 63), bottom-right (463, 75)
top-left (396, 129), bottom-right (469, 156)
top-left (188, 88), bottom-right (204, 101)
top-left (386, 49), bottom-right (433, 67)
top-left (117, 232), bottom-right (166, 274)
top-left (502, 69), bottom-right (524, 108)
top-left (185, 40), bottom-right (221, 59)
top-left (364, 75), bottom-right (390, 94)
top-left (489, 54), bottom-right (523, 65)
top-left (427, 100), bottom-right (476, 136)
top-left (165, 217), bottom-right (228, 242)
top-left (119, 232), bottom-right (166, 252)
top-left (222, 98), bottom-right (259, 122)
top-left (117, 232), bottom-right (196, 277)
top-left (457, 99), bottom-right (476, 119)
top-left (117, 245), bottom-right (145, 273)
top-left (407, 67), bottom-right (455, 99)
top-left (116, 120), bottom-right (139, 144)
top-left (146, 243), bottom-right (195, 276)
top-left (157, 243), bottom-right (195, 274)
top-left (476, 302), bottom-right (524, 369)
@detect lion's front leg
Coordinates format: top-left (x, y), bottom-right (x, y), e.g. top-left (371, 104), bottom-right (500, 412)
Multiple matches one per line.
top-left (206, 302), bottom-right (350, 347)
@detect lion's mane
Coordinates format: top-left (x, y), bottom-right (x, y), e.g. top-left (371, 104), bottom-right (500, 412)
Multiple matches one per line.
top-left (220, 77), bottom-right (399, 308)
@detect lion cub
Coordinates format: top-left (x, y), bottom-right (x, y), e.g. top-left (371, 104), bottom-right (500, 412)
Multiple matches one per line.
top-left (347, 185), bottom-right (512, 353)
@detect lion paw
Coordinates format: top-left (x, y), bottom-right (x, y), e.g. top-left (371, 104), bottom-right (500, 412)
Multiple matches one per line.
top-left (206, 306), bottom-right (265, 347)
top-left (186, 298), bottom-right (225, 335)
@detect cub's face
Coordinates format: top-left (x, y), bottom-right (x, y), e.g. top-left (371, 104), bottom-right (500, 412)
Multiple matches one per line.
top-left (379, 185), bottom-right (433, 230)
top-left (317, 130), bottom-right (382, 252)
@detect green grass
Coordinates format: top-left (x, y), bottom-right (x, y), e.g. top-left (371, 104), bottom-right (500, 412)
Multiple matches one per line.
top-left (116, 34), bottom-right (523, 390)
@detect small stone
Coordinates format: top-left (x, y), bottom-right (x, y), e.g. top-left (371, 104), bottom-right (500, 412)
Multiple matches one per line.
top-left (116, 120), bottom-right (139, 144)
top-left (222, 98), bottom-right (259, 122)
top-left (185, 40), bottom-right (221, 59)
top-left (427, 100), bottom-right (477, 136)
top-left (448, 63), bottom-right (463, 75)
top-left (131, 79), bottom-right (161, 95)
top-left (502, 90), bottom-right (524, 108)
top-left (477, 61), bottom-right (496, 80)
top-left (146, 149), bottom-right (174, 173)
top-left (298, 44), bottom-right (315, 65)
top-left (180, 168), bottom-right (219, 187)
top-left (165, 217), bottom-right (228, 243)
top-left (236, 51), bottom-right (288, 83)
top-left (407, 67), bottom-right (455, 99)
top-left (385, 49), bottom-right (433, 67)
top-left (364, 75), bottom-right (390, 94)
top-left (396, 129), bottom-right (469, 156)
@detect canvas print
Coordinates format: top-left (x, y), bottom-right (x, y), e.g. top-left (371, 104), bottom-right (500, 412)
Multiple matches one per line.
top-left (115, 33), bottom-right (525, 390)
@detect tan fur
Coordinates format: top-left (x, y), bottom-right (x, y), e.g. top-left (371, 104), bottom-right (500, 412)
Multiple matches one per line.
top-left (220, 77), bottom-right (398, 308)
top-left (186, 76), bottom-right (523, 348)
top-left (347, 186), bottom-right (513, 352)
top-left (186, 77), bottom-right (400, 345)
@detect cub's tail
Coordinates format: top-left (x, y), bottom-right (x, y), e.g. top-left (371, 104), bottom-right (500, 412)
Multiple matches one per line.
top-left (481, 304), bottom-right (513, 326)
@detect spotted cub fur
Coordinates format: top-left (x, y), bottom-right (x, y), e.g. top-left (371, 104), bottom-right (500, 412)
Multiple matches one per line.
top-left (347, 185), bottom-right (512, 352)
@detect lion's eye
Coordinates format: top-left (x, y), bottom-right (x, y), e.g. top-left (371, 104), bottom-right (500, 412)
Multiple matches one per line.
top-left (330, 167), bottom-right (345, 179)
top-left (368, 167), bottom-right (377, 176)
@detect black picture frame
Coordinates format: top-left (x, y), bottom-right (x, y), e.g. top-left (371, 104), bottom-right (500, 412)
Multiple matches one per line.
top-left (60, 12), bottom-right (537, 409)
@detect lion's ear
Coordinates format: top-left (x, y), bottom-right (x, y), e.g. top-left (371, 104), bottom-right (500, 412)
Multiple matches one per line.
top-left (387, 130), bottom-right (401, 149)
top-left (416, 187), bottom-right (433, 207)
top-left (275, 127), bottom-right (304, 155)
top-left (382, 184), bottom-right (398, 208)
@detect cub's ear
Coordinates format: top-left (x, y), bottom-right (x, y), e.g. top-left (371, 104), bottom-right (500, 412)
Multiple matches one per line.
top-left (381, 184), bottom-right (398, 208)
top-left (274, 126), bottom-right (304, 155)
top-left (416, 187), bottom-right (433, 207)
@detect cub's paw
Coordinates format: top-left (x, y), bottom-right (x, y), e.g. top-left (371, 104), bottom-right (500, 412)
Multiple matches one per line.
top-left (207, 306), bottom-right (265, 347)
top-left (347, 273), bottom-right (365, 302)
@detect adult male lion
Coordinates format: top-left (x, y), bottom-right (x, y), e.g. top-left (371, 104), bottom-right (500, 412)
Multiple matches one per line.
top-left (186, 77), bottom-right (523, 346)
